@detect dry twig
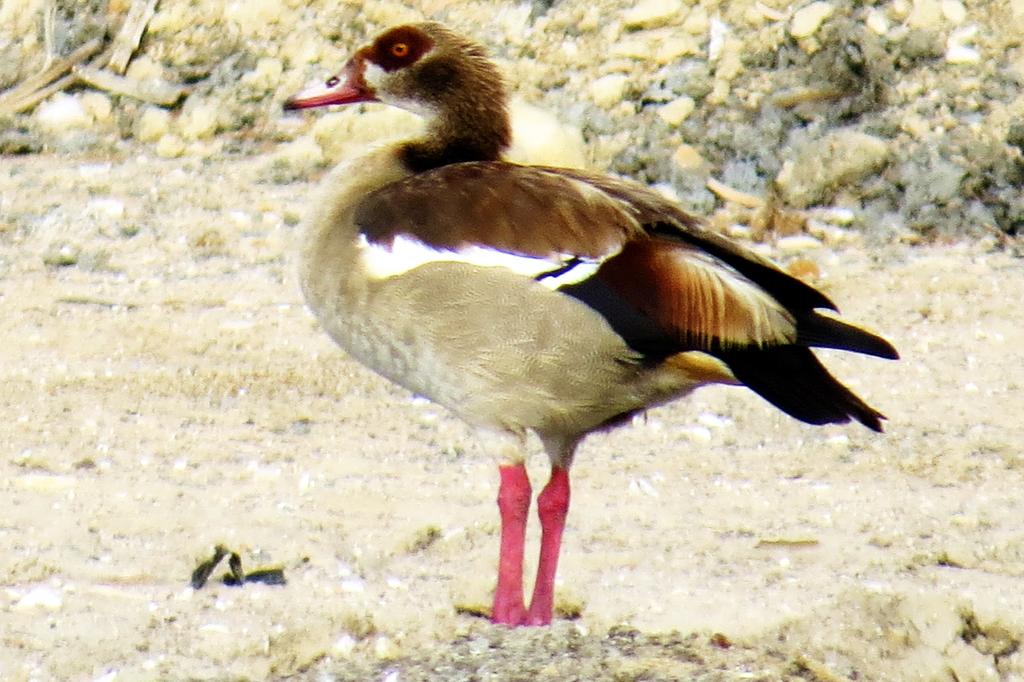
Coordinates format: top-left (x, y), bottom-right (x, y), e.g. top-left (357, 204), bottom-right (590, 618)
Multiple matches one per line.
top-left (74, 64), bottom-right (186, 106)
top-left (107, 0), bottom-right (160, 75)
top-left (0, 38), bottom-right (103, 114)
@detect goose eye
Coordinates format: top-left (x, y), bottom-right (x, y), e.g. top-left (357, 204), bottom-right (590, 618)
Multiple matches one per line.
top-left (390, 42), bottom-right (409, 58)
top-left (326, 76), bottom-right (340, 87)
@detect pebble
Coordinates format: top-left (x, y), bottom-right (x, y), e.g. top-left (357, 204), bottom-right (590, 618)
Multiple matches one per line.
top-left (179, 100), bottom-right (219, 139)
top-left (589, 74), bottom-right (629, 108)
top-left (657, 95), bottom-right (695, 126)
top-left (682, 5), bottom-right (710, 34)
top-left (223, 0), bottom-right (288, 36)
top-left (373, 635), bottom-right (399, 660)
top-left (35, 93), bottom-right (92, 133)
top-left (135, 106), bottom-right (172, 143)
top-left (908, 0), bottom-right (944, 29)
top-left (790, 2), bottom-right (834, 38)
top-left (156, 133), bottom-right (185, 158)
top-left (241, 57), bottom-right (284, 92)
top-left (655, 35), bottom-right (700, 62)
top-left (621, 0), bottom-right (682, 30)
top-left (865, 9), bottom-right (889, 35)
top-left (125, 55), bottom-right (165, 82)
top-left (262, 134), bottom-right (324, 180)
top-left (707, 18), bottom-right (729, 61)
top-left (81, 92), bottom-right (113, 123)
top-left (945, 25), bottom-right (981, 64)
top-left (333, 634), bottom-right (358, 658)
top-left (671, 143), bottom-right (706, 171)
top-left (87, 198), bottom-right (126, 219)
top-left (775, 130), bottom-right (891, 208)
top-left (14, 585), bottom-right (63, 612)
top-left (14, 473), bottom-right (78, 490)
top-left (940, 0), bottom-right (967, 24)
top-left (776, 234), bottom-right (824, 253)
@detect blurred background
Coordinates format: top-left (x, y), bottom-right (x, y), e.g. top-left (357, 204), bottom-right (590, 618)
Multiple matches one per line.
top-left (2, 0), bottom-right (1022, 241)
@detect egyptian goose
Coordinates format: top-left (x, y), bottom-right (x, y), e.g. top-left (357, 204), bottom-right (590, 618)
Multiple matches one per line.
top-left (284, 22), bottom-right (898, 627)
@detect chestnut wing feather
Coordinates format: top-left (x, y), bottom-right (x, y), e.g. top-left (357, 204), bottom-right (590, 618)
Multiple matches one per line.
top-left (354, 162), bottom-right (642, 258)
top-left (352, 162), bottom-right (808, 352)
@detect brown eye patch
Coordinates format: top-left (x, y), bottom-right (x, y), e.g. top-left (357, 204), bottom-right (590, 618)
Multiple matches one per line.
top-left (371, 25), bottom-right (434, 72)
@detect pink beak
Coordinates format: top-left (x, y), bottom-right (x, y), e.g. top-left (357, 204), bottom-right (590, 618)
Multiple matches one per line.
top-left (283, 59), bottom-right (375, 110)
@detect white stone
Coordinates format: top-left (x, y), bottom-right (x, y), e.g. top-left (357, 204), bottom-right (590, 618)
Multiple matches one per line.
top-left (135, 106), bottom-right (172, 143)
top-left (588, 74), bottom-right (629, 109)
top-left (178, 100), bottom-right (219, 140)
top-left (14, 474), bottom-right (77, 492)
top-left (622, 0), bottom-right (682, 30)
top-left (657, 95), bottom-right (695, 126)
top-left (790, 2), bottom-right (834, 39)
top-left (940, 0), bottom-right (967, 24)
top-left (946, 25), bottom-right (981, 64)
top-left (87, 198), bottom-right (125, 219)
top-left (908, 0), bottom-right (943, 30)
top-left (241, 57), bottom-right (284, 91)
top-left (373, 635), bottom-right (398, 660)
top-left (776, 234), bottom-right (824, 253)
top-left (671, 143), bottom-right (706, 170)
top-left (708, 18), bottom-right (729, 61)
top-left (865, 9), bottom-right (889, 35)
top-left (125, 55), bottom-right (165, 82)
top-left (81, 92), bottom-right (113, 123)
top-left (156, 134), bottom-right (185, 158)
top-left (36, 93), bottom-right (92, 133)
top-left (333, 634), bottom-right (358, 658)
top-left (682, 5), bottom-right (709, 34)
top-left (14, 585), bottom-right (63, 612)
top-left (223, 0), bottom-right (286, 36)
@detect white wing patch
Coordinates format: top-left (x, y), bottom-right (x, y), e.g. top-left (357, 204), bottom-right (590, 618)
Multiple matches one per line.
top-left (357, 234), bottom-right (605, 289)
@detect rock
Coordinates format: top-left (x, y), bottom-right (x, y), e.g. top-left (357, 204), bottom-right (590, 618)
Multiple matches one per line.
top-left (945, 641), bottom-right (1000, 682)
top-left (775, 130), bottom-right (891, 208)
top-left (941, 0), bottom-right (968, 24)
top-left (35, 94), bottom-right (92, 133)
top-left (14, 585), bottom-right (63, 612)
top-left (776, 234), bottom-right (824, 253)
top-left (865, 9), bottom-right (889, 35)
top-left (156, 133), bottom-right (185, 158)
top-left (790, 2), bottom-right (834, 39)
top-left (241, 57), bottom-right (284, 93)
top-left (260, 135), bottom-right (324, 182)
top-left (223, 0), bottom-right (288, 37)
top-left (135, 106), bottom-right (172, 143)
top-left (671, 143), bottom-right (706, 171)
top-left (946, 25), bottom-right (981, 64)
top-left (14, 473), bottom-right (78, 490)
top-left (81, 93), bottom-right (113, 123)
top-left (125, 55), bottom-right (166, 82)
top-left (588, 74), bottom-right (629, 109)
top-left (655, 35), bottom-right (700, 63)
top-left (178, 99), bottom-right (219, 140)
top-left (657, 95), bottom-right (695, 126)
top-left (682, 5), bottom-right (710, 34)
top-left (908, 0), bottom-right (944, 29)
top-left (621, 0), bottom-right (682, 30)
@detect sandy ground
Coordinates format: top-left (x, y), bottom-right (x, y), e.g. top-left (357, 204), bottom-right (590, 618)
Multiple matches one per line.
top-left (1, 150), bottom-right (1023, 681)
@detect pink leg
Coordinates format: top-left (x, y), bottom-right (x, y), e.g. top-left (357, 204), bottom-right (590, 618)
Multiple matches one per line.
top-left (526, 466), bottom-right (571, 626)
top-left (492, 463), bottom-right (531, 625)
